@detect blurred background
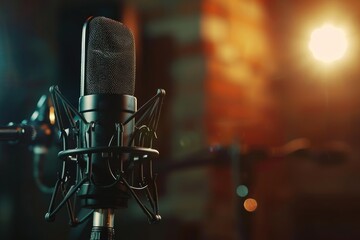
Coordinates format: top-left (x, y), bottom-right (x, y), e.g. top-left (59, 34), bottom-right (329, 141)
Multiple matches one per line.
top-left (1, 0), bottom-right (360, 239)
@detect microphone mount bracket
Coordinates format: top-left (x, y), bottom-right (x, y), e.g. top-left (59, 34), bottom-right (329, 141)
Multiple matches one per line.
top-left (45, 85), bottom-right (165, 228)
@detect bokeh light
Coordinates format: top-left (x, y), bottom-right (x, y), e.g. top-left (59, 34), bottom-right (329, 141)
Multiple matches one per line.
top-left (244, 198), bottom-right (258, 212)
top-left (308, 23), bottom-right (348, 63)
top-left (236, 185), bottom-right (249, 197)
top-left (49, 106), bottom-right (56, 125)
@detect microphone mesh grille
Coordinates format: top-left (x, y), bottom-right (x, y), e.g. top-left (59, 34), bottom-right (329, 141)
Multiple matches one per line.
top-left (86, 17), bottom-right (135, 95)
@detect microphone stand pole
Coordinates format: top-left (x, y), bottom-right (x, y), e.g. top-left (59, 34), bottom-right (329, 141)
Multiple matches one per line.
top-left (90, 209), bottom-right (115, 240)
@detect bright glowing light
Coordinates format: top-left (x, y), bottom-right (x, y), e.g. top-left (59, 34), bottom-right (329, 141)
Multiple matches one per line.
top-left (244, 198), bottom-right (258, 212)
top-left (308, 24), bottom-right (348, 63)
top-left (236, 185), bottom-right (249, 197)
top-left (49, 106), bottom-right (56, 125)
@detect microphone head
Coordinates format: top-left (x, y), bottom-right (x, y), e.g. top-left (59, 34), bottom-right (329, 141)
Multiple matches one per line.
top-left (84, 16), bottom-right (135, 96)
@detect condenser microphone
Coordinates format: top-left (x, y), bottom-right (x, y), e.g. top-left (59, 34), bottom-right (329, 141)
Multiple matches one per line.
top-left (78, 16), bottom-right (136, 240)
top-left (45, 16), bottom-right (163, 240)
top-left (78, 15), bottom-right (136, 197)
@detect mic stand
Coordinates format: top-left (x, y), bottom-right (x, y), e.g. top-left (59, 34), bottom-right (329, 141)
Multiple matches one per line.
top-left (90, 209), bottom-right (115, 240)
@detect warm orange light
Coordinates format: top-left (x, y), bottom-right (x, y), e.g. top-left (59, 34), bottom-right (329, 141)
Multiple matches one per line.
top-left (308, 23), bottom-right (348, 63)
top-left (49, 106), bottom-right (56, 125)
top-left (244, 198), bottom-right (258, 212)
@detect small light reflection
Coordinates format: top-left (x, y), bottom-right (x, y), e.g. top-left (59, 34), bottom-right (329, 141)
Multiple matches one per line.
top-left (236, 185), bottom-right (249, 197)
top-left (244, 198), bottom-right (258, 212)
top-left (49, 106), bottom-right (56, 125)
top-left (31, 110), bottom-right (39, 121)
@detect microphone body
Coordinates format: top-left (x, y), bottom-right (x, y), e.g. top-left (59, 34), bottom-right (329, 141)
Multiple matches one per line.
top-left (78, 94), bottom-right (137, 208)
top-left (76, 15), bottom-right (136, 212)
